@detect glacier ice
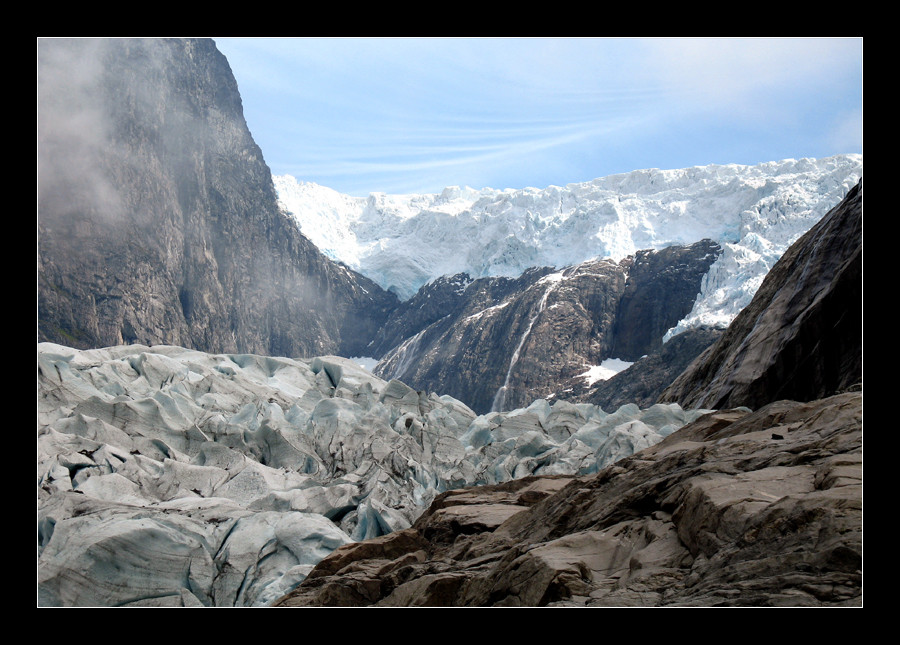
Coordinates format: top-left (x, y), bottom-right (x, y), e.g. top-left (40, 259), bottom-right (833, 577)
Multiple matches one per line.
top-left (39, 342), bottom-right (712, 606)
top-left (276, 155), bottom-right (862, 335)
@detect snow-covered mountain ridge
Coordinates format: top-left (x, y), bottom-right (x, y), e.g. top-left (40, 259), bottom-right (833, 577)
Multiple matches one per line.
top-left (275, 154), bottom-right (861, 336)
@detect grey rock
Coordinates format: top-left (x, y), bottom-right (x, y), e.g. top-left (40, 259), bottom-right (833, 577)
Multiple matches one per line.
top-left (275, 393), bottom-right (861, 607)
top-left (38, 38), bottom-right (397, 359)
top-left (659, 181), bottom-right (862, 410)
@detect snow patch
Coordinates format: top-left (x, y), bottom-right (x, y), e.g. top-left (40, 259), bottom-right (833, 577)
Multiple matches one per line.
top-left (465, 301), bottom-right (510, 323)
top-left (537, 271), bottom-right (566, 285)
top-left (579, 358), bottom-right (634, 387)
top-left (349, 356), bottom-right (379, 372)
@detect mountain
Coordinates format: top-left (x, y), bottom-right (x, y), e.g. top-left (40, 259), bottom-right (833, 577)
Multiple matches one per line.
top-left (659, 180), bottom-right (862, 410)
top-left (38, 38), bottom-right (397, 359)
top-left (274, 154), bottom-right (860, 414)
top-left (276, 155), bottom-right (862, 333)
top-left (36, 39), bottom-right (862, 418)
top-left (37, 37), bottom-right (862, 607)
top-left (370, 239), bottom-right (722, 414)
top-left (273, 181), bottom-right (863, 608)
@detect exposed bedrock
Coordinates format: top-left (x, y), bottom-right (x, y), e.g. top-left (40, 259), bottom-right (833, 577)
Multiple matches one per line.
top-left (275, 392), bottom-right (862, 607)
top-left (374, 240), bottom-right (721, 414)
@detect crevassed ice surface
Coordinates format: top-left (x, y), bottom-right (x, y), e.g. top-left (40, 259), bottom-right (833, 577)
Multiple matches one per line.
top-left (276, 154), bottom-right (862, 337)
top-left (39, 343), bottom-right (710, 606)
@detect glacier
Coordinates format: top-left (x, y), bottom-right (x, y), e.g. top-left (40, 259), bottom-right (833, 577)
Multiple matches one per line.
top-left (39, 342), bottom-right (712, 606)
top-left (276, 154), bottom-right (861, 338)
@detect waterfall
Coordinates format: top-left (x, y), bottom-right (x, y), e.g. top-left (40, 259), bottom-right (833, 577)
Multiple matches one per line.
top-left (490, 278), bottom-right (559, 412)
top-left (383, 328), bottom-right (427, 381)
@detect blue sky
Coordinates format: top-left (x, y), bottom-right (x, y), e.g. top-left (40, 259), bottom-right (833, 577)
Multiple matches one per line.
top-left (214, 37), bottom-right (862, 197)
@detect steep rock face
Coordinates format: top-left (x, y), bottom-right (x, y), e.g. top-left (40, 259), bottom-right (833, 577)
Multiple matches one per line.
top-left (574, 326), bottom-right (724, 410)
top-left (373, 242), bottom-right (720, 414)
top-left (659, 181), bottom-right (862, 410)
top-left (610, 240), bottom-right (722, 360)
top-left (38, 38), bottom-right (397, 358)
top-left (275, 392), bottom-right (861, 607)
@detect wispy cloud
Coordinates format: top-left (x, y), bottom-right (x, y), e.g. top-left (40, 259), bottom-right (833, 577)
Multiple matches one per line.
top-left (216, 37), bottom-right (862, 196)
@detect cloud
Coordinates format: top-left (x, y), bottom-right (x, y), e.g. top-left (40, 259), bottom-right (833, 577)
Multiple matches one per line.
top-left (216, 37), bottom-right (863, 196)
top-left (640, 37), bottom-right (862, 114)
top-left (38, 39), bottom-right (125, 223)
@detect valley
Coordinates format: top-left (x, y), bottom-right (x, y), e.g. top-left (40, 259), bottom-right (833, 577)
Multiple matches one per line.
top-left (37, 37), bottom-right (863, 607)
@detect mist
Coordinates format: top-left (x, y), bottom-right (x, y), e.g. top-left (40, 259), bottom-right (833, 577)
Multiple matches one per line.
top-left (37, 38), bottom-right (397, 357)
top-left (38, 39), bottom-right (126, 226)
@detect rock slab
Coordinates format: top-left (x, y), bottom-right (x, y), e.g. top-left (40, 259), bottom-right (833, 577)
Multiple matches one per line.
top-left (275, 392), bottom-right (861, 607)
top-left (660, 180), bottom-right (862, 410)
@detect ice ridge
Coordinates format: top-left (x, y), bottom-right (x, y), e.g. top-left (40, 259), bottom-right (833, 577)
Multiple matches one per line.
top-left (276, 154), bottom-right (862, 336)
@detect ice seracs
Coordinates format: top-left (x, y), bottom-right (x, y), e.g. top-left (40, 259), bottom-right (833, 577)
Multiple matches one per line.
top-left (39, 342), bottom-right (711, 606)
top-left (276, 154), bottom-right (862, 334)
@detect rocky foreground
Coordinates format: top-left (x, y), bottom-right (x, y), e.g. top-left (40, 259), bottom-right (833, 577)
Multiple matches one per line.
top-left (275, 391), bottom-right (861, 607)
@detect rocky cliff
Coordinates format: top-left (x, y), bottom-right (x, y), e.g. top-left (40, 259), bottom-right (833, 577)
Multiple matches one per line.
top-left (373, 240), bottom-right (721, 414)
top-left (659, 180), bottom-right (862, 410)
top-left (38, 38), bottom-right (397, 358)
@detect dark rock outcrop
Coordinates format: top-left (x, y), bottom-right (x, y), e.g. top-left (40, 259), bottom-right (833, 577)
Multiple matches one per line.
top-left (38, 38), bottom-right (397, 358)
top-left (373, 241), bottom-right (721, 414)
top-left (659, 181), bottom-right (862, 410)
top-left (610, 240), bottom-right (722, 360)
top-left (275, 392), bottom-right (861, 607)
top-left (574, 326), bottom-right (724, 410)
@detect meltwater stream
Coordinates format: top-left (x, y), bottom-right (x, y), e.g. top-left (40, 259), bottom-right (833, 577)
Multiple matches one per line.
top-left (490, 273), bottom-right (563, 412)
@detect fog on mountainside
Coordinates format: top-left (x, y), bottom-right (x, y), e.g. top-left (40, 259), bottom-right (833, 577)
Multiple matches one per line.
top-left (38, 38), bottom-right (397, 359)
